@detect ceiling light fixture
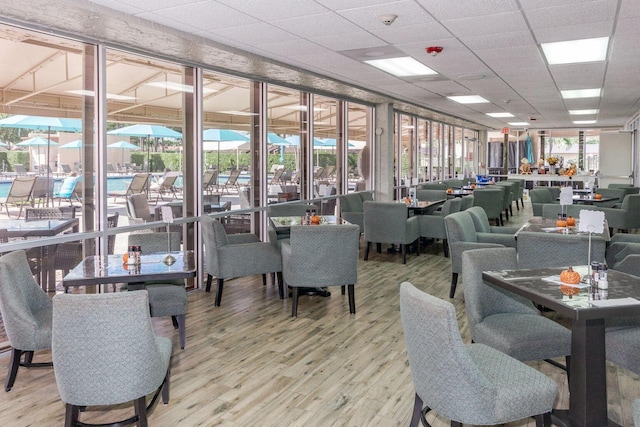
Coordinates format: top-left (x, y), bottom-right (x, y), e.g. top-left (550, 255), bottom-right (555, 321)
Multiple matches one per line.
top-left (573, 120), bottom-right (597, 125)
top-left (508, 122), bottom-right (530, 126)
top-left (541, 37), bottom-right (609, 65)
top-left (569, 109), bottom-right (599, 115)
top-left (447, 95), bottom-right (490, 104)
top-left (426, 46), bottom-right (443, 56)
top-left (364, 57), bottom-right (437, 77)
top-left (486, 112), bottom-right (514, 118)
top-left (561, 88), bottom-right (601, 99)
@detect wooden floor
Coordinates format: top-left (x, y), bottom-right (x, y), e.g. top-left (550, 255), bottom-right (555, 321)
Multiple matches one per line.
top-left (0, 200), bottom-right (639, 426)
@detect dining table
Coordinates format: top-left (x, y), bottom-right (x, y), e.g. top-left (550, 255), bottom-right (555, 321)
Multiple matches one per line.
top-left (5, 217), bottom-right (80, 291)
top-left (555, 195), bottom-right (618, 205)
top-left (62, 251), bottom-right (196, 293)
top-left (482, 267), bottom-right (640, 427)
top-left (515, 216), bottom-right (611, 241)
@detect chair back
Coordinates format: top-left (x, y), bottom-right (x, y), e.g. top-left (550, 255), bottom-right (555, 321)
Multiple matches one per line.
top-left (415, 189), bottom-right (446, 202)
top-left (285, 224), bottom-right (360, 287)
top-left (339, 193), bottom-right (364, 213)
top-left (0, 251), bottom-right (52, 351)
top-left (226, 169), bottom-right (241, 185)
top-left (270, 168), bottom-right (285, 185)
top-left (107, 212), bottom-right (119, 254)
top-left (467, 206), bottom-right (492, 232)
top-left (127, 193), bottom-right (153, 221)
top-left (54, 176), bottom-right (79, 198)
top-left (363, 201), bottom-right (409, 244)
top-left (517, 230), bottom-right (606, 269)
top-left (472, 188), bottom-right (504, 222)
top-left (201, 216), bottom-right (228, 276)
top-left (203, 170), bottom-right (218, 190)
top-left (60, 164), bottom-right (72, 174)
top-left (460, 195), bottom-right (474, 210)
top-left (399, 282), bottom-right (494, 421)
top-left (6, 176), bottom-right (36, 203)
top-left (52, 291), bottom-right (170, 406)
top-left (444, 210), bottom-right (479, 244)
top-left (529, 187), bottom-right (554, 203)
top-left (127, 173), bottom-right (150, 194)
top-left (419, 182), bottom-right (448, 190)
top-left (13, 164), bottom-right (27, 174)
top-left (128, 232), bottom-right (181, 253)
top-left (160, 172), bottom-right (180, 189)
top-left (25, 206), bottom-right (76, 220)
top-left (440, 198), bottom-right (461, 216)
top-left (268, 202), bottom-right (316, 217)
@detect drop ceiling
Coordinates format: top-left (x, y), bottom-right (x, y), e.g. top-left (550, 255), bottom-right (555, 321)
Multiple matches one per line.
top-left (3, 0), bottom-right (640, 131)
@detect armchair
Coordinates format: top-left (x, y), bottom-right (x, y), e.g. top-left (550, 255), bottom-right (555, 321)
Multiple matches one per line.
top-left (52, 291), bottom-right (172, 427)
top-left (444, 211), bottom-right (505, 298)
top-left (516, 231), bottom-right (606, 269)
top-left (529, 188), bottom-right (558, 217)
top-left (507, 178), bottom-right (525, 210)
top-left (202, 216), bottom-right (283, 306)
top-left (363, 201), bottom-right (420, 264)
top-left (399, 282), bottom-right (556, 427)
top-left (471, 187), bottom-right (505, 225)
top-left (281, 224), bottom-right (360, 317)
top-left (462, 248), bottom-right (571, 368)
top-left (0, 250), bottom-right (53, 392)
top-left (338, 191), bottom-right (373, 233)
top-left (417, 198), bottom-right (461, 256)
top-left (466, 206), bottom-right (518, 247)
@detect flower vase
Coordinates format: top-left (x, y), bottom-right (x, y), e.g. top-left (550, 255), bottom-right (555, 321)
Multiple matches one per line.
top-left (549, 166), bottom-right (556, 175)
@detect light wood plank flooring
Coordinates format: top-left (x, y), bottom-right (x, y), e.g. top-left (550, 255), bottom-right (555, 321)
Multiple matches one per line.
top-left (0, 200), bottom-right (639, 426)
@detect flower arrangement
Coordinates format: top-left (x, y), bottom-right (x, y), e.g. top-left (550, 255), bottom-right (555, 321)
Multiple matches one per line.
top-left (547, 156), bottom-right (559, 166)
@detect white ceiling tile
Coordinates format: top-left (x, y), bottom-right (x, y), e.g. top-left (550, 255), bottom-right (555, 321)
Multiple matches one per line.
top-left (254, 38), bottom-right (330, 57)
top-left (336, 1), bottom-right (435, 29)
top-left (207, 22), bottom-right (298, 46)
top-left (270, 12), bottom-right (362, 38)
top-left (525, 1), bottom-right (616, 30)
top-left (311, 31), bottom-right (386, 51)
top-left (369, 21), bottom-right (452, 44)
top-left (139, 1), bottom-right (259, 31)
top-left (441, 11), bottom-right (527, 37)
top-left (415, 0), bottom-right (519, 20)
top-left (460, 31), bottom-right (535, 50)
top-left (216, 0), bottom-right (328, 20)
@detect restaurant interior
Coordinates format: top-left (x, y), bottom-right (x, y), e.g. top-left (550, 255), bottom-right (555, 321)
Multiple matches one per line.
top-left (1, 1), bottom-right (640, 426)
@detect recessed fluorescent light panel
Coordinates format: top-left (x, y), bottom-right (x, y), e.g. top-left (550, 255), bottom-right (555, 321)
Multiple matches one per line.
top-left (573, 120), bottom-right (596, 125)
top-left (364, 57), bottom-right (438, 77)
top-left (486, 112), bottom-right (514, 118)
top-left (217, 110), bottom-right (258, 116)
top-left (447, 95), bottom-right (490, 104)
top-left (569, 109), bottom-right (599, 115)
top-left (541, 37), bottom-right (609, 65)
top-left (561, 88), bottom-right (601, 99)
top-left (66, 89), bottom-right (136, 100)
top-left (145, 82), bottom-right (216, 94)
top-left (508, 122), bottom-right (530, 126)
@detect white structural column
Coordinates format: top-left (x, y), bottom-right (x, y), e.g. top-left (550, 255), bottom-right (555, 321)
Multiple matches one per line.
top-left (374, 103), bottom-right (395, 202)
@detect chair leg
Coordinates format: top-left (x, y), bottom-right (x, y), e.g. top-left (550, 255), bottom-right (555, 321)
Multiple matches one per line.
top-left (214, 278), bottom-right (224, 307)
top-left (291, 287), bottom-right (299, 317)
top-left (443, 239), bottom-right (449, 257)
top-left (277, 272), bottom-right (284, 299)
top-left (449, 273), bottom-right (458, 298)
top-left (5, 348), bottom-right (22, 392)
top-left (134, 396), bottom-right (148, 427)
top-left (64, 404), bottom-right (80, 427)
top-left (341, 285), bottom-right (345, 295)
top-left (262, 274), bottom-right (267, 286)
top-left (364, 241), bottom-right (370, 260)
top-left (205, 274), bottom-right (212, 292)
top-left (174, 314), bottom-right (186, 350)
top-left (347, 284), bottom-right (355, 314)
top-left (410, 393), bottom-right (423, 427)
top-left (534, 412), bottom-right (552, 427)
top-left (162, 366), bottom-right (171, 405)
top-left (376, 242), bottom-right (382, 253)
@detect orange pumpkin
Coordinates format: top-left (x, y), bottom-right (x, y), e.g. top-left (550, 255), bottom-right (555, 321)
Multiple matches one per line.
top-left (594, 193), bottom-right (603, 200)
top-left (560, 285), bottom-right (580, 298)
top-left (560, 266), bottom-right (581, 284)
top-left (122, 253), bottom-right (129, 263)
top-left (566, 216), bottom-right (576, 226)
top-left (446, 188), bottom-right (453, 194)
top-left (470, 184), bottom-right (476, 189)
top-left (556, 219), bottom-right (567, 227)
top-left (310, 215), bottom-right (321, 225)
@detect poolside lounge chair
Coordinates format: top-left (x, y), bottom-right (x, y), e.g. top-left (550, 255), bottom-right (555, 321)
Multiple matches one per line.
top-left (13, 164), bottom-right (28, 175)
top-left (108, 172), bottom-right (150, 201)
top-left (32, 176), bottom-right (54, 207)
top-left (203, 170), bottom-right (219, 194)
top-left (0, 176), bottom-right (37, 218)
top-left (223, 169), bottom-right (241, 194)
top-left (151, 171), bottom-right (181, 203)
top-left (52, 176), bottom-right (81, 206)
top-left (60, 164), bottom-right (72, 174)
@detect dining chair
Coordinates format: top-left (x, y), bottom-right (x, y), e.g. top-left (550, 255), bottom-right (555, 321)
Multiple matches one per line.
top-left (516, 230), bottom-right (607, 269)
top-left (52, 291), bottom-right (172, 427)
top-left (399, 282), bottom-right (556, 427)
top-left (529, 188), bottom-right (559, 217)
top-left (0, 175), bottom-right (37, 218)
top-left (471, 187), bottom-right (505, 225)
top-left (507, 178), bottom-right (525, 210)
top-left (128, 232), bottom-right (187, 349)
top-left (417, 198), bottom-right (461, 256)
top-left (0, 250), bottom-right (53, 392)
top-left (281, 224), bottom-right (360, 317)
top-left (444, 210), bottom-right (506, 298)
top-left (466, 206), bottom-right (518, 247)
top-left (494, 180), bottom-right (517, 219)
top-left (363, 201), bottom-right (420, 264)
top-left (338, 191), bottom-right (373, 233)
top-left (201, 216), bottom-right (283, 306)
top-left (459, 194), bottom-right (474, 210)
top-left (462, 247), bottom-right (571, 371)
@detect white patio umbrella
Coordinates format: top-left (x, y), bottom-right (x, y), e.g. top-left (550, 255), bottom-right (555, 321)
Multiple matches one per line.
top-left (107, 140), bottom-right (141, 165)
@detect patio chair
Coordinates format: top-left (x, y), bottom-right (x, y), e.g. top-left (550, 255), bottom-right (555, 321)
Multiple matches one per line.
top-left (399, 281), bottom-right (556, 427)
top-left (12, 164), bottom-right (28, 175)
top-left (52, 291), bottom-right (172, 427)
top-left (151, 171), bottom-right (181, 203)
top-left (203, 170), bottom-right (219, 194)
top-left (223, 169), bottom-right (241, 194)
top-left (51, 175), bottom-right (80, 206)
top-left (31, 176), bottom-right (54, 207)
top-left (0, 175), bottom-right (37, 218)
top-left (270, 168), bottom-right (285, 185)
top-left (60, 164), bottom-right (72, 174)
top-left (127, 193), bottom-right (155, 224)
top-left (108, 172), bottom-right (150, 200)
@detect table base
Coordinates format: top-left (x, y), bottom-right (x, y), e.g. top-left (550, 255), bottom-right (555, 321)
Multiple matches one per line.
top-left (551, 410), bottom-right (622, 427)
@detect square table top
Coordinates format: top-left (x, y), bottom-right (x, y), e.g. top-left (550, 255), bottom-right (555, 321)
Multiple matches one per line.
top-left (62, 251), bottom-right (195, 288)
top-left (269, 215), bottom-right (348, 232)
top-left (516, 216), bottom-right (610, 241)
top-left (482, 267), bottom-right (640, 321)
top-left (4, 217), bottom-right (79, 238)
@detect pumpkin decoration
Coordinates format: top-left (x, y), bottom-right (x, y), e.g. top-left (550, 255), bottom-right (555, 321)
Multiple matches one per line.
top-left (470, 184), bottom-right (476, 189)
top-left (560, 266), bottom-right (581, 284)
top-left (310, 215), bottom-right (321, 225)
top-left (556, 219), bottom-right (567, 227)
top-left (566, 216), bottom-right (576, 226)
top-left (594, 193), bottom-right (603, 200)
top-left (560, 285), bottom-right (581, 298)
top-left (122, 253), bottom-right (129, 263)
top-left (446, 188), bottom-right (453, 194)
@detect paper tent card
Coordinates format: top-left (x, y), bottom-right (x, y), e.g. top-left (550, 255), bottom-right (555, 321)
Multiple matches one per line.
top-left (579, 210), bottom-right (605, 234)
top-left (559, 187), bottom-right (574, 205)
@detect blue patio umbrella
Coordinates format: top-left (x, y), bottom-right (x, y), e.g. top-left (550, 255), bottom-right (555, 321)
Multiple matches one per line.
top-left (107, 140), bottom-right (141, 165)
top-left (108, 124), bottom-right (182, 171)
top-left (265, 133), bottom-right (291, 161)
top-left (203, 128), bottom-right (249, 171)
top-left (60, 139), bottom-right (83, 149)
top-left (16, 136), bottom-right (60, 172)
top-left (0, 115), bottom-right (82, 180)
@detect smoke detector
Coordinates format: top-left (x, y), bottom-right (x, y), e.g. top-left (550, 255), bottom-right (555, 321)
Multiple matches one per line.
top-left (426, 46), bottom-right (443, 56)
top-left (378, 14), bottom-right (398, 26)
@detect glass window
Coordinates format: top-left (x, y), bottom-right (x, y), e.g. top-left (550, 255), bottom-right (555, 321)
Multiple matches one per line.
top-left (347, 102), bottom-right (371, 193)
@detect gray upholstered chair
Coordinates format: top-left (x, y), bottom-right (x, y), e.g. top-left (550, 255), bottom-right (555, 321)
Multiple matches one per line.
top-left (495, 180), bottom-right (516, 219)
top-left (338, 191), bottom-right (373, 233)
top-left (459, 195), bottom-right (474, 210)
top-left (52, 291), bottom-right (172, 427)
top-left (634, 399), bottom-right (640, 427)
top-left (530, 188), bottom-right (558, 216)
top-left (507, 178), bottom-right (525, 210)
top-left (127, 193), bottom-right (154, 223)
top-left (466, 206), bottom-right (518, 248)
top-left (462, 248), bottom-right (571, 370)
top-left (128, 232), bottom-right (187, 349)
top-left (202, 215), bottom-right (283, 306)
top-left (417, 198), bottom-right (461, 256)
top-left (363, 201), bottom-right (420, 264)
top-left (0, 250), bottom-right (53, 392)
top-left (516, 230), bottom-right (607, 269)
top-left (399, 282), bottom-right (556, 427)
top-left (418, 182), bottom-right (448, 190)
top-left (415, 189), bottom-right (447, 202)
top-left (444, 211), bottom-right (505, 298)
top-left (594, 188), bottom-right (627, 207)
top-left (598, 194), bottom-right (640, 232)
top-left (281, 224), bottom-right (360, 317)
top-left (606, 326), bottom-right (640, 376)
top-left (606, 234), bottom-right (640, 274)
top-left (471, 187), bottom-right (505, 225)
